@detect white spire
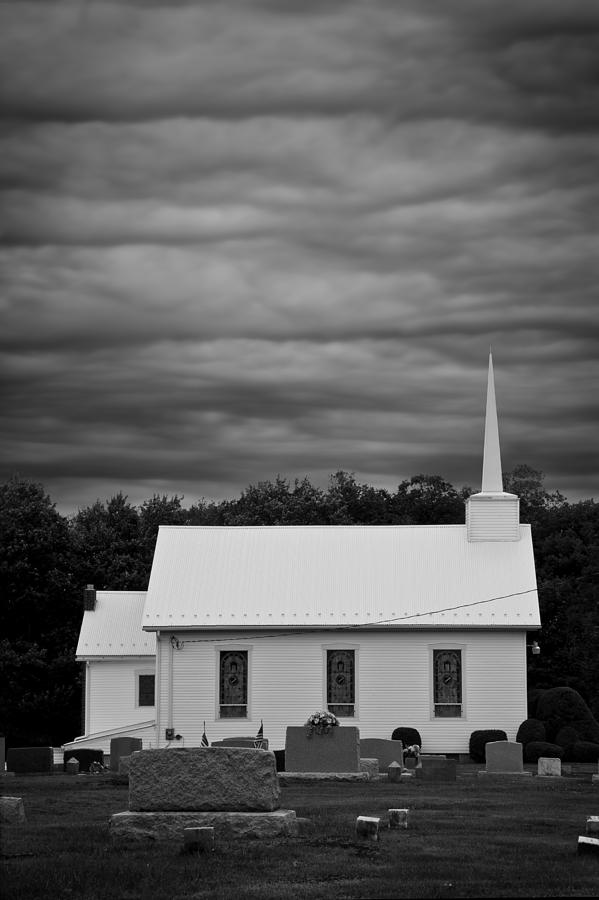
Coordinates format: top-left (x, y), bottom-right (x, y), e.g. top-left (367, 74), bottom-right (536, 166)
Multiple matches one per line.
top-left (481, 350), bottom-right (504, 492)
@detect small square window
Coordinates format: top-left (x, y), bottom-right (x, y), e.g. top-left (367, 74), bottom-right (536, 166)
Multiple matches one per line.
top-left (138, 673), bottom-right (155, 707)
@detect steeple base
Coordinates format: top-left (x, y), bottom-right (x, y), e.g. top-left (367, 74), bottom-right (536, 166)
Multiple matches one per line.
top-left (466, 493), bottom-right (520, 542)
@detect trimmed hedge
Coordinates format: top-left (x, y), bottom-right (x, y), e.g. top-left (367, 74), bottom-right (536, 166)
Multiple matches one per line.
top-left (567, 741), bottom-right (599, 763)
top-left (535, 687), bottom-right (599, 743)
top-left (469, 730), bottom-right (507, 763)
top-left (523, 741), bottom-right (564, 763)
top-left (391, 727), bottom-right (422, 749)
top-left (554, 726), bottom-right (580, 749)
top-left (516, 718), bottom-right (545, 746)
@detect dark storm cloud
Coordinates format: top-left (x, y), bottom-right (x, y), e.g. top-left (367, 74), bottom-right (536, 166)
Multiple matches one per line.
top-left (0, 1), bottom-right (597, 512)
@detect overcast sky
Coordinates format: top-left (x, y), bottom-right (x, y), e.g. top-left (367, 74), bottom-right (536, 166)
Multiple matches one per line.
top-left (1, 0), bottom-right (598, 515)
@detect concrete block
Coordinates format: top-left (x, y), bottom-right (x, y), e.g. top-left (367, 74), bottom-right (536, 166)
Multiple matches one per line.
top-left (285, 726), bottom-right (360, 773)
top-left (356, 816), bottom-right (380, 841)
top-left (388, 808), bottom-right (408, 829)
top-left (0, 796), bottom-right (26, 824)
top-left (183, 826), bottom-right (214, 852)
top-left (129, 747), bottom-right (280, 812)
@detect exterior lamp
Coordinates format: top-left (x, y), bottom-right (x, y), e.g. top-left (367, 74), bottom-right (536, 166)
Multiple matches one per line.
top-left (528, 641), bottom-right (541, 656)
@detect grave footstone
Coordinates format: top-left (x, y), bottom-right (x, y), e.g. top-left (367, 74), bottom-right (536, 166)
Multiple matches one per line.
top-left (110, 737), bottom-right (142, 771)
top-left (0, 796), bottom-right (26, 824)
top-left (586, 817), bottom-right (599, 835)
top-left (478, 741), bottom-right (531, 777)
top-left (538, 757), bottom-right (561, 777)
top-left (356, 816), bottom-right (380, 841)
top-left (577, 836), bottom-right (599, 856)
top-left (285, 726), bottom-right (360, 773)
top-left (388, 808), bottom-right (408, 829)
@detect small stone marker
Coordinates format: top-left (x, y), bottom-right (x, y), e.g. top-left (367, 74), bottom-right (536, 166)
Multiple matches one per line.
top-left (184, 826), bottom-right (215, 853)
top-left (586, 816), bottom-right (599, 835)
top-left (538, 757), bottom-right (561, 777)
top-left (577, 835), bottom-right (599, 856)
top-left (387, 761), bottom-right (402, 783)
top-left (0, 797), bottom-right (26, 824)
top-left (355, 816), bottom-right (380, 841)
top-left (65, 758), bottom-right (79, 775)
top-left (360, 738), bottom-right (404, 770)
top-left (388, 808), bottom-right (408, 829)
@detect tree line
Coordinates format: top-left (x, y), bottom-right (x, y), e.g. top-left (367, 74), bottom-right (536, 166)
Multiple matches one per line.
top-left (1, 466), bottom-right (597, 747)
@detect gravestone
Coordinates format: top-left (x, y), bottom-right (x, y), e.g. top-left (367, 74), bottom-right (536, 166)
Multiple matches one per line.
top-left (360, 738), bottom-right (403, 770)
top-left (538, 757), bottom-right (561, 777)
top-left (65, 758), bottom-right (79, 775)
top-left (479, 741), bottom-right (531, 777)
top-left (64, 749), bottom-right (104, 773)
top-left (7, 747), bottom-right (53, 774)
top-left (388, 808), bottom-right (408, 829)
top-left (359, 758), bottom-right (379, 780)
top-left (387, 761), bottom-right (403, 783)
top-left (285, 726), bottom-right (360, 773)
top-left (416, 757), bottom-right (457, 782)
top-left (129, 747), bottom-right (281, 812)
top-left (356, 816), bottom-right (380, 841)
top-left (110, 747), bottom-right (297, 843)
top-left (586, 816), bottom-right (599, 835)
top-left (110, 737), bottom-right (142, 771)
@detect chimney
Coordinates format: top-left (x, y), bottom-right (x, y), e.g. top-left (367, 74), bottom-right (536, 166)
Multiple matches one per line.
top-left (84, 584), bottom-right (96, 611)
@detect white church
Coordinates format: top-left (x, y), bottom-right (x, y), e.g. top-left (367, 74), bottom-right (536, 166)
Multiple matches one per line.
top-left (65, 355), bottom-right (541, 755)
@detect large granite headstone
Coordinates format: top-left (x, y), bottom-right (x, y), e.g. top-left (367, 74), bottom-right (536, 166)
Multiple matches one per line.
top-left (129, 747), bottom-right (280, 812)
top-left (110, 737), bottom-right (143, 771)
top-left (359, 738), bottom-right (403, 770)
top-left (479, 741), bottom-right (531, 776)
top-left (285, 726), bottom-right (360, 773)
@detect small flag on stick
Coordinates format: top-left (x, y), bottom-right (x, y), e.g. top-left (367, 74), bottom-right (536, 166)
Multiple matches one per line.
top-left (201, 722), bottom-right (209, 747)
top-left (254, 719), bottom-right (264, 749)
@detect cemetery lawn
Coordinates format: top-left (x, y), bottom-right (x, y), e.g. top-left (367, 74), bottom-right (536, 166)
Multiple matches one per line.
top-left (1, 771), bottom-right (598, 899)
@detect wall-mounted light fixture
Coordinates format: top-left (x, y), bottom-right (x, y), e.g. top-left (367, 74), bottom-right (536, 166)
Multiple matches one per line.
top-left (527, 640), bottom-right (541, 656)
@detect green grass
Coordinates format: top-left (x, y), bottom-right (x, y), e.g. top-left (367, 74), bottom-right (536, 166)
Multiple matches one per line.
top-left (1, 771), bottom-right (598, 898)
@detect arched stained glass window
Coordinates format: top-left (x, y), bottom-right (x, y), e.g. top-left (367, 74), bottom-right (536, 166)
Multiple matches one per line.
top-left (433, 649), bottom-right (462, 717)
top-left (219, 650), bottom-right (248, 718)
top-left (327, 649), bottom-right (355, 717)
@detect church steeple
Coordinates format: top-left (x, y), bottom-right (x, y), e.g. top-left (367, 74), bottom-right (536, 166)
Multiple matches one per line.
top-left (481, 351), bottom-right (503, 492)
top-left (466, 352), bottom-right (520, 541)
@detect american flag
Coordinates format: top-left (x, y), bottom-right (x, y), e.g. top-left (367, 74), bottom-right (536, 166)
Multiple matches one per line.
top-left (253, 719), bottom-right (264, 749)
top-left (201, 722), bottom-right (209, 747)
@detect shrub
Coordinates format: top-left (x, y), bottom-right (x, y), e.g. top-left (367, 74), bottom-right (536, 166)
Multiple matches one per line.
top-left (567, 741), bottom-right (599, 764)
top-left (516, 718), bottom-right (545, 746)
top-left (535, 687), bottom-right (599, 743)
top-left (555, 726), bottom-right (581, 761)
top-left (469, 730), bottom-right (507, 763)
top-left (391, 727), bottom-right (422, 748)
top-left (523, 741), bottom-right (564, 764)
top-left (527, 688), bottom-right (546, 719)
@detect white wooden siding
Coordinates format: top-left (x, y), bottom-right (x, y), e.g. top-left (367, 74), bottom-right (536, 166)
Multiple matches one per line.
top-left (86, 658), bottom-right (155, 735)
top-left (155, 629), bottom-right (528, 754)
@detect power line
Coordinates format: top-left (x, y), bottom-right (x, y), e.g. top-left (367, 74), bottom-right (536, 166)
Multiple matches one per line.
top-left (168, 587), bottom-right (538, 648)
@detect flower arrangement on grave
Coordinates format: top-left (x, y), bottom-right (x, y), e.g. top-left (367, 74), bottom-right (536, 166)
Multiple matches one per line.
top-left (305, 710), bottom-right (339, 737)
top-left (404, 744), bottom-right (421, 760)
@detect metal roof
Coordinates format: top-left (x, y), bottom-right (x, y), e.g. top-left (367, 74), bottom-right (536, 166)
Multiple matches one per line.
top-left (143, 525), bottom-right (540, 631)
top-left (76, 591), bottom-right (155, 658)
